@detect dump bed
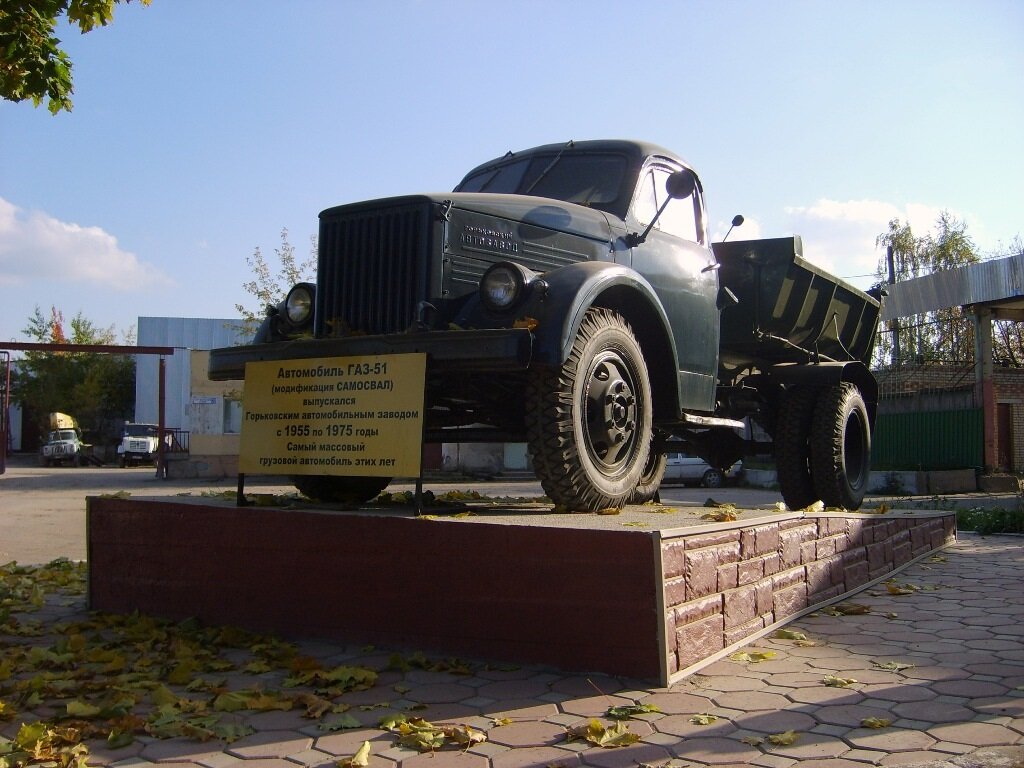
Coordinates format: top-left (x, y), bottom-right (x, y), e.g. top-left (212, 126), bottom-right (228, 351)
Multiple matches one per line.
top-left (712, 236), bottom-right (881, 369)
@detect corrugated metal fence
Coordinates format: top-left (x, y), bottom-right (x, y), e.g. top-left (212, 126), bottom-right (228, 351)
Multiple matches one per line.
top-left (871, 408), bottom-right (984, 470)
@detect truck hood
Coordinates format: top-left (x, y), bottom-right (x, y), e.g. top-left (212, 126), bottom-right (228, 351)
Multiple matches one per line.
top-left (321, 193), bottom-right (625, 244)
top-left (442, 192), bottom-right (624, 243)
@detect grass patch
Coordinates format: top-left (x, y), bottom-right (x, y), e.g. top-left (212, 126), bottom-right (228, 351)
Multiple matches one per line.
top-left (955, 507), bottom-right (1024, 535)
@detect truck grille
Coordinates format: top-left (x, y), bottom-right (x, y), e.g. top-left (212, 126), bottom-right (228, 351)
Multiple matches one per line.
top-left (316, 200), bottom-right (432, 337)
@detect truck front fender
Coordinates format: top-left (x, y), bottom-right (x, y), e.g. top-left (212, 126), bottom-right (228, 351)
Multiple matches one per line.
top-left (447, 260), bottom-right (684, 418)
top-left (522, 262), bottom-right (677, 367)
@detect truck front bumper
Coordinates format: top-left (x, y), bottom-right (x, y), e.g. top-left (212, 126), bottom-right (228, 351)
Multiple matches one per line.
top-left (208, 328), bottom-right (535, 381)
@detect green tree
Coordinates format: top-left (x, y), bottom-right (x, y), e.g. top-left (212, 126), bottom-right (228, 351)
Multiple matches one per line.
top-left (236, 227), bottom-right (317, 335)
top-left (13, 306), bottom-right (135, 447)
top-left (0, 0), bottom-right (150, 114)
top-left (991, 236), bottom-right (1024, 366)
top-left (875, 211), bottom-right (980, 367)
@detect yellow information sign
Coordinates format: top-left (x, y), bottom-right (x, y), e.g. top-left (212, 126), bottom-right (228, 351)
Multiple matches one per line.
top-left (239, 353), bottom-right (426, 477)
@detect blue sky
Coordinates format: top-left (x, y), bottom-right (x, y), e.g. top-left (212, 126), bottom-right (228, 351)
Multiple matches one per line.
top-left (1, 0), bottom-right (1022, 345)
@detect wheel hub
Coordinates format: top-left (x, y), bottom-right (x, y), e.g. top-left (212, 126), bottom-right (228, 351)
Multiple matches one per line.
top-left (585, 354), bottom-right (638, 470)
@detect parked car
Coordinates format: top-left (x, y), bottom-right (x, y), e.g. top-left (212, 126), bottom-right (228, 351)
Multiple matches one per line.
top-left (662, 453), bottom-right (741, 488)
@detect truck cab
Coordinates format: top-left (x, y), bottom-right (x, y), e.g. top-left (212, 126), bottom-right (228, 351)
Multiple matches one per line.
top-left (117, 422), bottom-right (162, 467)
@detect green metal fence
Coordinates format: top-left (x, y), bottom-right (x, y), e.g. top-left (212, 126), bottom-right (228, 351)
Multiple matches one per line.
top-left (871, 408), bottom-right (983, 470)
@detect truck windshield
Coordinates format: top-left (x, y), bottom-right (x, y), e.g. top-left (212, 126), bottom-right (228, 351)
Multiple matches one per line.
top-left (124, 424), bottom-right (158, 437)
top-left (455, 153), bottom-right (627, 207)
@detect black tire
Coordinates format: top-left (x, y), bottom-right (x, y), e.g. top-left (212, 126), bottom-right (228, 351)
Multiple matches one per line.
top-left (526, 308), bottom-right (652, 511)
top-left (810, 383), bottom-right (871, 510)
top-left (292, 475), bottom-right (391, 504)
top-left (774, 385), bottom-right (821, 510)
top-left (701, 468), bottom-right (725, 488)
top-left (630, 449), bottom-right (667, 504)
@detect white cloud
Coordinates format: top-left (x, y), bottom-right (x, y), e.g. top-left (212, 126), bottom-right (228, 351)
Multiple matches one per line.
top-left (782, 199), bottom-right (950, 289)
top-left (0, 197), bottom-right (174, 290)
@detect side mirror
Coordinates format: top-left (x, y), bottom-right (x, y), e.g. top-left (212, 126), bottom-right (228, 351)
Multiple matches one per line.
top-left (665, 170), bottom-right (696, 199)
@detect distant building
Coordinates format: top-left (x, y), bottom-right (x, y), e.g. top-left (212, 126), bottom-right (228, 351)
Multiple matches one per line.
top-left (136, 317), bottom-right (247, 477)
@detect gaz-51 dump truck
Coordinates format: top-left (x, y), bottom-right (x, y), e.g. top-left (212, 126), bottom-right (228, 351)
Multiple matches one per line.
top-left (210, 140), bottom-right (881, 512)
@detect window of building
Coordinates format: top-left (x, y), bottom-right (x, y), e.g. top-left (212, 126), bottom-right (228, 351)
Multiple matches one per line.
top-left (223, 397), bottom-right (243, 434)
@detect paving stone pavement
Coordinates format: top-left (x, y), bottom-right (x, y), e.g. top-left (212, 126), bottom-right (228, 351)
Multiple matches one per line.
top-left (2, 532), bottom-right (1022, 768)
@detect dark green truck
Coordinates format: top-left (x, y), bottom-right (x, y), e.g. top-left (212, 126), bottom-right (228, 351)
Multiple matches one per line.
top-left (210, 140), bottom-right (881, 512)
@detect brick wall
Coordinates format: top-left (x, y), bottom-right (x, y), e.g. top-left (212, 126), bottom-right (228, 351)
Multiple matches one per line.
top-left (661, 512), bottom-right (956, 679)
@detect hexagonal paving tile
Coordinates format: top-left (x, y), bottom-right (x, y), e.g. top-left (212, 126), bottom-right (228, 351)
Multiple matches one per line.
top-left (578, 742), bottom-right (673, 767)
top-left (486, 720), bottom-right (566, 748)
top-left (652, 713), bottom-right (738, 740)
top-left (732, 709), bottom-right (819, 735)
top-left (892, 699), bottom-right (976, 723)
top-left (489, 745), bottom-right (582, 767)
top-left (671, 736), bottom-right (764, 765)
top-left (845, 725), bottom-right (937, 752)
top-left (226, 730), bottom-right (314, 759)
top-left (927, 721), bottom-right (1023, 747)
top-left (712, 691), bottom-right (792, 711)
top-left (811, 702), bottom-right (896, 727)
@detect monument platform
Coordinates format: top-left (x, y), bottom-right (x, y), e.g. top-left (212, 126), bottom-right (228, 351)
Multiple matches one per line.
top-left (86, 496), bottom-right (955, 685)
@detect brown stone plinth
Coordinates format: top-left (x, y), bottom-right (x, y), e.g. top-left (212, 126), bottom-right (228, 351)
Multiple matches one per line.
top-left (87, 498), bottom-right (955, 686)
top-left (87, 498), bottom-right (660, 680)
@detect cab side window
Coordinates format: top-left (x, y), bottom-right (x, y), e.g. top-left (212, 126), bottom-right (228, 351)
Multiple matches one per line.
top-left (652, 167), bottom-right (704, 245)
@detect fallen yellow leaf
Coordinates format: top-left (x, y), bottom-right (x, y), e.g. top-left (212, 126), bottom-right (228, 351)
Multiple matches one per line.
top-left (823, 675), bottom-right (857, 688)
top-left (338, 740), bottom-right (371, 768)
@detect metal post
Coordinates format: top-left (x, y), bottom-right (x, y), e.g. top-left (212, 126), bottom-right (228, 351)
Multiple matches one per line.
top-left (887, 245), bottom-right (901, 366)
top-left (157, 356), bottom-right (167, 479)
top-left (973, 308), bottom-right (996, 472)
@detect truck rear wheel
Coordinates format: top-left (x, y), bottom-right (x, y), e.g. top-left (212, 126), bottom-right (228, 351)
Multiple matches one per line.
top-left (810, 383), bottom-right (871, 510)
top-left (292, 475), bottom-right (391, 504)
top-left (526, 308), bottom-right (652, 511)
top-left (630, 448), bottom-right (667, 504)
top-left (774, 385), bottom-right (820, 511)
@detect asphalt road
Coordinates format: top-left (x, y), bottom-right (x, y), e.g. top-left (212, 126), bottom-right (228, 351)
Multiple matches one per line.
top-left (0, 454), bottom-right (795, 565)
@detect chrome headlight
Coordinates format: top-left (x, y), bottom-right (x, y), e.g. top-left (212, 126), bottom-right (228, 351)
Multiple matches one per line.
top-left (480, 262), bottom-right (536, 311)
top-left (284, 283), bottom-right (315, 326)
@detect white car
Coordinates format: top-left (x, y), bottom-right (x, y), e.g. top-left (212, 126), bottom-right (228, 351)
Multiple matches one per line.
top-left (662, 453), bottom-right (741, 488)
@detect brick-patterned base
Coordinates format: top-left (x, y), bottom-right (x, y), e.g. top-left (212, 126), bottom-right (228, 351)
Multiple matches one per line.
top-left (662, 512), bottom-right (956, 683)
top-left (86, 498), bottom-right (955, 685)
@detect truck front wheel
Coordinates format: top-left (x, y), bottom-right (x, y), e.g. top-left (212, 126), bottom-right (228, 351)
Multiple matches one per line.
top-left (810, 383), bottom-right (871, 510)
top-left (292, 475), bottom-right (391, 504)
top-left (526, 308), bottom-right (653, 511)
top-left (774, 385), bottom-right (820, 511)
